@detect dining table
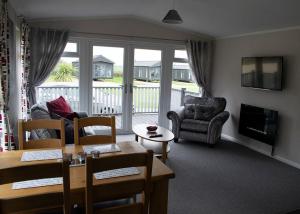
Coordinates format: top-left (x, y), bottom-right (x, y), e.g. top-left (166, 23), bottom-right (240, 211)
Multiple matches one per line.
top-left (0, 141), bottom-right (175, 214)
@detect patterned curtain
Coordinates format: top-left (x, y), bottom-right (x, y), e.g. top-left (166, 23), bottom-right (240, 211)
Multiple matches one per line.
top-left (0, 0), bottom-right (14, 151)
top-left (21, 21), bottom-right (30, 119)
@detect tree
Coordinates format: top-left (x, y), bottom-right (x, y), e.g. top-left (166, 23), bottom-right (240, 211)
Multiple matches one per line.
top-left (51, 62), bottom-right (75, 82)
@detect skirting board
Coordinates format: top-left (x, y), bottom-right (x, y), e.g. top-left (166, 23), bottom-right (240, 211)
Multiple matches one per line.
top-left (221, 134), bottom-right (300, 170)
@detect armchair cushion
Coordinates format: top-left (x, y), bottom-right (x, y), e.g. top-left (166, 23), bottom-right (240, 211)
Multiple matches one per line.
top-left (194, 104), bottom-right (215, 121)
top-left (181, 119), bottom-right (209, 133)
top-left (30, 103), bottom-right (58, 139)
top-left (184, 95), bottom-right (226, 117)
top-left (184, 104), bottom-right (195, 119)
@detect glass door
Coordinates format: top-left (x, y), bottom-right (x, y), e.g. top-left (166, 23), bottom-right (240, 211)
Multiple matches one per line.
top-left (131, 48), bottom-right (162, 127)
top-left (91, 45), bottom-right (126, 131)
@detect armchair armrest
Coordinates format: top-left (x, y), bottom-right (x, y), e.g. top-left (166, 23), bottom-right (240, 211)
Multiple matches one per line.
top-left (167, 106), bottom-right (185, 140)
top-left (75, 112), bottom-right (89, 118)
top-left (207, 111), bottom-right (230, 145)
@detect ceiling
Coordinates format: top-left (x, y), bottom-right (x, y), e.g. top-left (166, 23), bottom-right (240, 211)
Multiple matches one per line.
top-left (10, 0), bottom-right (300, 38)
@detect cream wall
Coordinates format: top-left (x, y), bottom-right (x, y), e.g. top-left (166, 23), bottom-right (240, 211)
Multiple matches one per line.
top-left (211, 28), bottom-right (300, 167)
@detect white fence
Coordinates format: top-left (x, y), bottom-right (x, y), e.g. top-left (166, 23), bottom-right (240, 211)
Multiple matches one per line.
top-left (37, 86), bottom-right (80, 111)
top-left (37, 86), bottom-right (200, 114)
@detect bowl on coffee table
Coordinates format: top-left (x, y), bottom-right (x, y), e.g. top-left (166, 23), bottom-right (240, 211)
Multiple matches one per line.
top-left (146, 125), bottom-right (157, 133)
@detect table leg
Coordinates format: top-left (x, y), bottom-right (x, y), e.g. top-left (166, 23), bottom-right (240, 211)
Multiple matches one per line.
top-left (149, 179), bottom-right (169, 214)
top-left (162, 142), bottom-right (168, 163)
top-left (135, 134), bottom-right (139, 142)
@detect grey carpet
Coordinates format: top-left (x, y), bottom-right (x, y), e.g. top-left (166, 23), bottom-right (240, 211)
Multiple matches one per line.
top-left (167, 140), bottom-right (300, 214)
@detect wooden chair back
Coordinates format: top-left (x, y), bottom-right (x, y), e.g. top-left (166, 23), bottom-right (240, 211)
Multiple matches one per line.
top-left (85, 150), bottom-right (153, 214)
top-left (0, 156), bottom-right (70, 214)
top-left (18, 119), bottom-right (65, 150)
top-left (74, 116), bottom-right (116, 145)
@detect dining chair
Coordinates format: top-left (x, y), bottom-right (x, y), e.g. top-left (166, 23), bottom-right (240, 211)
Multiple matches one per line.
top-left (74, 116), bottom-right (116, 145)
top-left (18, 119), bottom-right (65, 150)
top-left (85, 150), bottom-right (153, 214)
top-left (0, 155), bottom-right (70, 214)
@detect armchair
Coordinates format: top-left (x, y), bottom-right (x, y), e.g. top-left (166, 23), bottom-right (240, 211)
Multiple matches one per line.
top-left (167, 95), bottom-right (229, 145)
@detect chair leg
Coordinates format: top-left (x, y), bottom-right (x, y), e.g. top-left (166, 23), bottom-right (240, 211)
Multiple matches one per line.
top-left (132, 195), bottom-right (137, 203)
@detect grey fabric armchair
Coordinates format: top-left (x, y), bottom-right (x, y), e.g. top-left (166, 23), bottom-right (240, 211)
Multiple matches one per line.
top-left (167, 95), bottom-right (230, 145)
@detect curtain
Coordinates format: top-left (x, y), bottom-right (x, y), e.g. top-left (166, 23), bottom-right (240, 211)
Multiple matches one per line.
top-left (21, 21), bottom-right (30, 119)
top-left (0, 0), bottom-right (13, 151)
top-left (186, 40), bottom-right (213, 97)
top-left (28, 28), bottom-right (69, 106)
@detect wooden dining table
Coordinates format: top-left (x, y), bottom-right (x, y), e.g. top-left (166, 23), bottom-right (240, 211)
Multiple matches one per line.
top-left (0, 141), bottom-right (175, 214)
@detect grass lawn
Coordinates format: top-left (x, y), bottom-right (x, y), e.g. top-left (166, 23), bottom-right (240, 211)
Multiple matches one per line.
top-left (102, 76), bottom-right (123, 84)
top-left (171, 81), bottom-right (199, 93)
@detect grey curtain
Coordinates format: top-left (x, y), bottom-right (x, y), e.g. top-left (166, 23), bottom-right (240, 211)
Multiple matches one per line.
top-left (186, 40), bottom-right (213, 97)
top-left (28, 28), bottom-right (69, 106)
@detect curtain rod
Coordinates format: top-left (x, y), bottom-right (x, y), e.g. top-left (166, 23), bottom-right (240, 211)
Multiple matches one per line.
top-left (70, 30), bottom-right (188, 44)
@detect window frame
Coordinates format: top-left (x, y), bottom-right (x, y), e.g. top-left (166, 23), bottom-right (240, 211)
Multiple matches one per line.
top-left (173, 49), bottom-right (189, 63)
top-left (62, 41), bottom-right (79, 58)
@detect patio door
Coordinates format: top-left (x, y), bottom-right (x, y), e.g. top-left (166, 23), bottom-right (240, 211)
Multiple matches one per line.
top-left (88, 43), bottom-right (168, 133)
top-left (130, 48), bottom-right (162, 128)
top-left (90, 44), bottom-right (127, 132)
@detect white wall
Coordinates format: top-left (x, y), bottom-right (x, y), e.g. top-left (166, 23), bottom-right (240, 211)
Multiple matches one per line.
top-left (211, 28), bottom-right (300, 167)
top-left (28, 16), bottom-right (210, 41)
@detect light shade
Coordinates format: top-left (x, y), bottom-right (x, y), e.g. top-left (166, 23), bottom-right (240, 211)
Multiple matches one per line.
top-left (162, 9), bottom-right (183, 24)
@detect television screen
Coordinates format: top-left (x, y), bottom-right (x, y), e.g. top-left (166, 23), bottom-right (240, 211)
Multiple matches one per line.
top-left (241, 57), bottom-right (283, 90)
top-left (239, 104), bottom-right (278, 145)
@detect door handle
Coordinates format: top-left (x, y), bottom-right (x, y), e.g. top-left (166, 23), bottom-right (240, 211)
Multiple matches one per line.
top-left (124, 84), bottom-right (127, 94)
top-left (130, 83), bottom-right (133, 93)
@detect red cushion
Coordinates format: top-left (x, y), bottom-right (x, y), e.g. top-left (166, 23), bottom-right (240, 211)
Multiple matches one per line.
top-left (46, 96), bottom-right (73, 118)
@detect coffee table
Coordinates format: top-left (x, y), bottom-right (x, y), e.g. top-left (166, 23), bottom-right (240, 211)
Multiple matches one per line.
top-left (133, 124), bottom-right (174, 163)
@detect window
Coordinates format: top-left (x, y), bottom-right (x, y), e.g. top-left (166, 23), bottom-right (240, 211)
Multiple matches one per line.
top-left (63, 42), bottom-right (78, 53)
top-left (170, 50), bottom-right (201, 111)
top-left (37, 41), bottom-right (80, 111)
top-left (174, 49), bottom-right (188, 60)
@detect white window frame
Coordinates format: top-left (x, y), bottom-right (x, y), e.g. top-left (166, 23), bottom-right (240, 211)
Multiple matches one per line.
top-left (62, 41), bottom-right (79, 57)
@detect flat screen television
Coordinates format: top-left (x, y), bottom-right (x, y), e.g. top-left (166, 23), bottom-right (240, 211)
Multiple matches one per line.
top-left (241, 56), bottom-right (283, 90)
top-left (239, 104), bottom-right (278, 146)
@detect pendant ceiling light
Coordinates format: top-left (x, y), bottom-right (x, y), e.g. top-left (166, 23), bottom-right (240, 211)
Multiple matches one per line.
top-left (162, 0), bottom-right (183, 24)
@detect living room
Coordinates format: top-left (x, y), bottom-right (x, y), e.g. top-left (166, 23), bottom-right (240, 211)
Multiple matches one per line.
top-left (1, 0), bottom-right (300, 214)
